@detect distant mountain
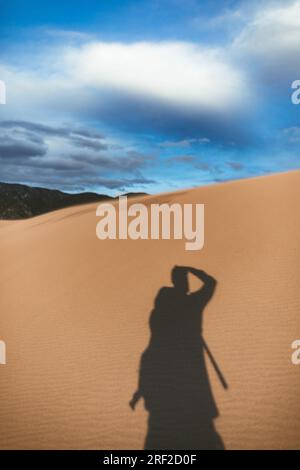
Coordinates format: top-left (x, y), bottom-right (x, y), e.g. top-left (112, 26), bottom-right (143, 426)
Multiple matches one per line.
top-left (0, 182), bottom-right (147, 219)
top-left (121, 192), bottom-right (148, 199)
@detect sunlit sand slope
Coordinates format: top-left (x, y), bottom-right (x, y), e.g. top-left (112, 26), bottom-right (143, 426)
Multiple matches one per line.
top-left (0, 170), bottom-right (300, 449)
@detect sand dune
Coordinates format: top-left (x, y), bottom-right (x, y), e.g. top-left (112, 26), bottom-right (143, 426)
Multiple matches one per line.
top-left (0, 170), bottom-right (300, 449)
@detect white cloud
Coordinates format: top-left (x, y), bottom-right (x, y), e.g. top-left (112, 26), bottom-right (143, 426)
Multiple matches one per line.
top-left (232, 1), bottom-right (300, 81)
top-left (3, 2), bottom-right (299, 142)
top-left (63, 41), bottom-right (247, 111)
top-left (192, 8), bottom-right (245, 32)
top-left (235, 1), bottom-right (300, 52)
top-left (1, 41), bottom-right (248, 118)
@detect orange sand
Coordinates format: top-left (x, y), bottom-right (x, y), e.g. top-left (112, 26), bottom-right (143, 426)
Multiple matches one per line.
top-left (0, 170), bottom-right (300, 449)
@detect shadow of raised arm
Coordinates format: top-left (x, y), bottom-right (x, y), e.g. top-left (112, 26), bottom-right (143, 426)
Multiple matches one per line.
top-left (185, 267), bottom-right (217, 306)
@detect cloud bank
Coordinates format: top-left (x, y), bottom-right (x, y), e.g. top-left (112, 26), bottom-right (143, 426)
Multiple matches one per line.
top-left (1, 0), bottom-right (300, 192)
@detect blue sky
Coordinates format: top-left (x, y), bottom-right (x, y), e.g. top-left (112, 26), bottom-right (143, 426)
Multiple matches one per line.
top-left (0, 0), bottom-right (300, 195)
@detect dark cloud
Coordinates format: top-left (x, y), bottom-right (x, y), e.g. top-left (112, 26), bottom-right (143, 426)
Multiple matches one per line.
top-left (70, 150), bottom-right (153, 171)
top-left (160, 138), bottom-right (210, 148)
top-left (0, 133), bottom-right (47, 159)
top-left (0, 166), bottom-right (156, 192)
top-left (167, 153), bottom-right (246, 178)
top-left (0, 120), bottom-right (104, 139)
top-left (194, 162), bottom-right (213, 171)
top-left (74, 89), bottom-right (257, 147)
top-left (69, 135), bottom-right (108, 151)
top-left (0, 120), bottom-right (155, 193)
top-left (27, 158), bottom-right (86, 172)
top-left (94, 176), bottom-right (156, 190)
top-left (0, 120), bottom-right (107, 153)
top-left (168, 155), bottom-right (195, 164)
top-left (167, 155), bottom-right (217, 172)
top-left (226, 161), bottom-right (244, 170)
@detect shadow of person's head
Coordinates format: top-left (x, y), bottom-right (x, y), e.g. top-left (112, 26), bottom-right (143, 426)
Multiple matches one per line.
top-left (171, 266), bottom-right (188, 294)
